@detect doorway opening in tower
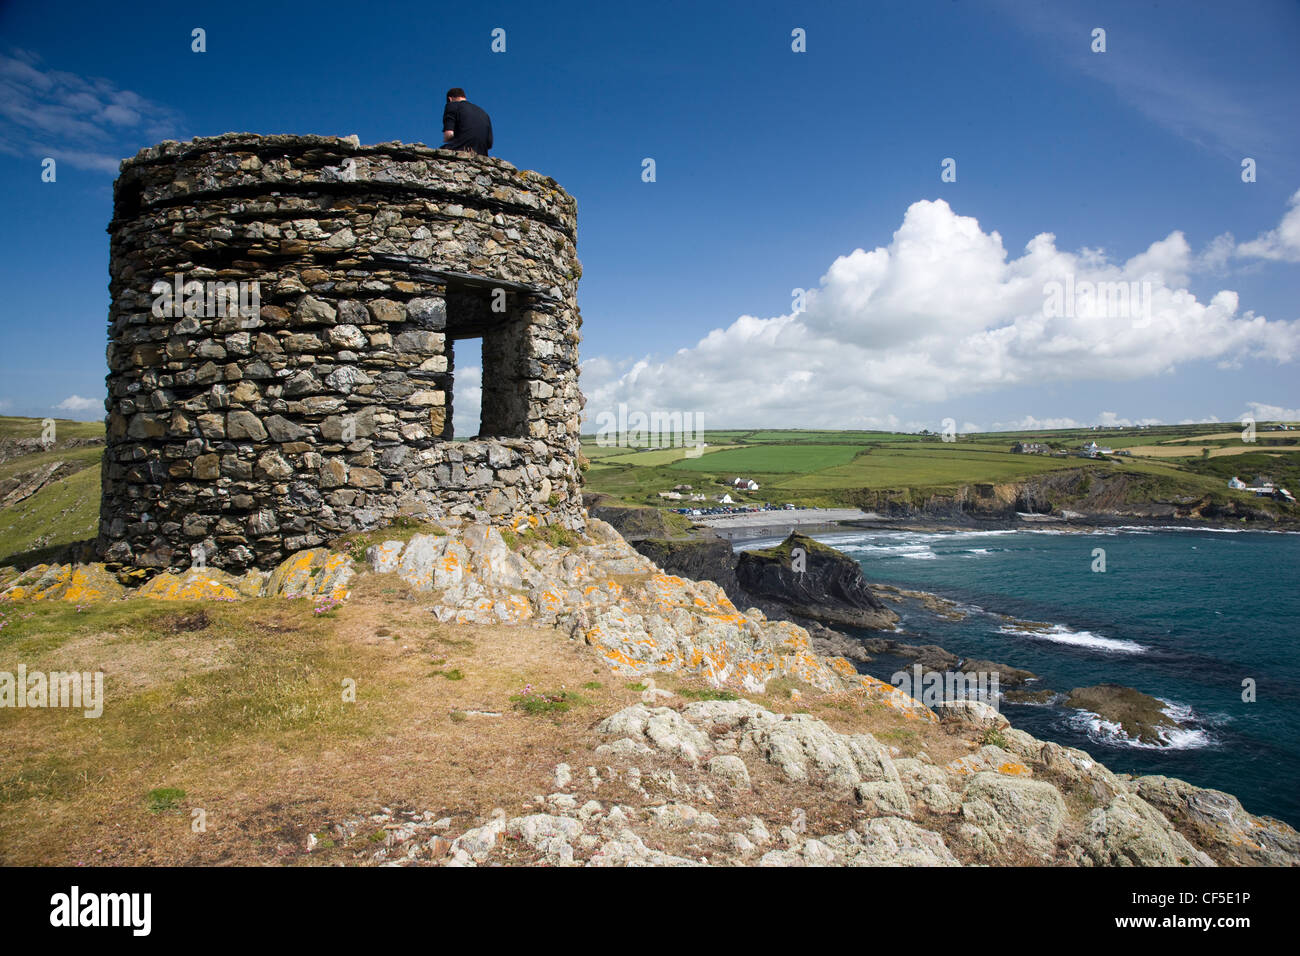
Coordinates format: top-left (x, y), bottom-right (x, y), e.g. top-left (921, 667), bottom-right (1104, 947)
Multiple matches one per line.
top-left (443, 283), bottom-right (530, 440)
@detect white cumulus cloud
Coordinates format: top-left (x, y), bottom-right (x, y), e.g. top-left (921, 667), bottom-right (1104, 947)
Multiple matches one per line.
top-left (54, 395), bottom-right (100, 412)
top-left (583, 197), bottom-right (1300, 429)
top-left (1235, 189), bottom-right (1300, 263)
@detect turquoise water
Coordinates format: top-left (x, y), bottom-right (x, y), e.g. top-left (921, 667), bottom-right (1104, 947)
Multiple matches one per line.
top-left (743, 527), bottom-right (1300, 827)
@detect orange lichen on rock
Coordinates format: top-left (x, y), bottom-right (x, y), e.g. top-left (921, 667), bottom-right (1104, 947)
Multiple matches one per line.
top-left (137, 569), bottom-right (243, 602)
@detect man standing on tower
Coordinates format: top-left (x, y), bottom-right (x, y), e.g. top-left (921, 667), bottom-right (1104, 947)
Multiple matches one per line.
top-left (441, 88), bottom-right (493, 156)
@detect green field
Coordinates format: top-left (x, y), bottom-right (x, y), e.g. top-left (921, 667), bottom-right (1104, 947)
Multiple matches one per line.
top-left (673, 443), bottom-right (863, 474)
top-left (773, 446), bottom-right (1081, 489)
top-left (579, 420), bottom-right (1300, 515)
top-left (585, 443), bottom-right (741, 467)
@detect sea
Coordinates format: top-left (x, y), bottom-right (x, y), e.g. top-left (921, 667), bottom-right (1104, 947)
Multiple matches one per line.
top-left (738, 526), bottom-right (1300, 827)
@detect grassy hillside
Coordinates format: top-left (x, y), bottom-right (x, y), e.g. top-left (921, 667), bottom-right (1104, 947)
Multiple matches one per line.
top-left (0, 416), bottom-right (103, 442)
top-left (580, 423), bottom-right (1300, 515)
top-left (0, 417), bottom-right (104, 566)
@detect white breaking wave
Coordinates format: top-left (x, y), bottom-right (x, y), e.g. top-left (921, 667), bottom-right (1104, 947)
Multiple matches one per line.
top-left (998, 623), bottom-right (1146, 654)
top-left (1068, 700), bottom-right (1212, 750)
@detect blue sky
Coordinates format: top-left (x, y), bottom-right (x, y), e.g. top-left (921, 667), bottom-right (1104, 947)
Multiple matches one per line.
top-left (1, 0), bottom-right (1298, 432)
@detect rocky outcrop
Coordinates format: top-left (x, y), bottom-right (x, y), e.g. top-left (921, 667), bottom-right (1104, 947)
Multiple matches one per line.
top-left (632, 532), bottom-right (741, 594)
top-left (1065, 683), bottom-right (1178, 744)
top-left (0, 546), bottom-right (353, 604)
top-left (734, 533), bottom-right (898, 630)
top-left (10, 509), bottom-right (1295, 866)
top-left (1132, 775), bottom-right (1300, 867)
top-left (0, 458), bottom-right (95, 509)
top-left (308, 694), bottom-right (1298, 867)
top-left (363, 516), bottom-right (929, 712)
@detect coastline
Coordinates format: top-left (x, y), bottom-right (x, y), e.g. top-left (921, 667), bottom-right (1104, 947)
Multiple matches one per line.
top-left (710, 512), bottom-right (1300, 543)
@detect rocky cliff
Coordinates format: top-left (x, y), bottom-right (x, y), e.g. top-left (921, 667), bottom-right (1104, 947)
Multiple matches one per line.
top-left (4, 514), bottom-right (1296, 867)
top-left (842, 467), bottom-right (1295, 527)
top-left (734, 533), bottom-right (898, 631)
top-left (589, 494), bottom-right (899, 634)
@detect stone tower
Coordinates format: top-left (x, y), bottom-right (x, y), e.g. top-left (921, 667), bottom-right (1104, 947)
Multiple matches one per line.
top-left (100, 134), bottom-right (584, 572)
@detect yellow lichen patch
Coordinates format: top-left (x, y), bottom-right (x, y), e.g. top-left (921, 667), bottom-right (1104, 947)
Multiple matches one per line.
top-left (643, 573), bottom-right (696, 609)
top-left (137, 570), bottom-right (242, 602)
top-left (454, 597), bottom-right (497, 624)
top-left (320, 553), bottom-right (352, 600)
top-left (30, 565), bottom-right (74, 601)
top-left (500, 594), bottom-right (533, 623)
top-left (264, 549), bottom-right (320, 597)
top-left (702, 611), bottom-right (748, 627)
top-left (0, 564), bottom-right (51, 603)
top-left (511, 514), bottom-right (540, 533)
top-left (369, 541), bottom-right (403, 566)
top-left (830, 657), bottom-right (857, 677)
top-left (236, 571), bottom-right (267, 598)
top-left (536, 588), bottom-right (564, 615)
top-left (60, 566), bottom-right (127, 603)
top-left (997, 762), bottom-right (1032, 776)
top-left (599, 645), bottom-right (645, 673)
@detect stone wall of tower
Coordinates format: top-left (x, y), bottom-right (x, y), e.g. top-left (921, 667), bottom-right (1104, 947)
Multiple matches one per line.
top-left (100, 133), bottom-right (584, 571)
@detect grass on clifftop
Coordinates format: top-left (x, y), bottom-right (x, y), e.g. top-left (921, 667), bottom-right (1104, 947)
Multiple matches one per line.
top-left (0, 568), bottom-right (964, 865)
top-left (746, 532), bottom-right (844, 564)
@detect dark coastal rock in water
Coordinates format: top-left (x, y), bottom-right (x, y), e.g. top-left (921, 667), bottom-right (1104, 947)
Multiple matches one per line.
top-left (890, 643), bottom-right (960, 670)
top-left (1005, 688), bottom-right (1057, 704)
top-left (734, 532), bottom-right (898, 631)
top-left (959, 658), bottom-right (1038, 688)
top-left (1066, 683), bottom-right (1178, 744)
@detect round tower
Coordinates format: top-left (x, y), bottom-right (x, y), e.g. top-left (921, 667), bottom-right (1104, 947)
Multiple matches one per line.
top-left (100, 133), bottom-right (584, 571)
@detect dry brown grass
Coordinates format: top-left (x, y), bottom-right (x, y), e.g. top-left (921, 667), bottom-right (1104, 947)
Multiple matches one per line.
top-left (0, 573), bottom-right (962, 866)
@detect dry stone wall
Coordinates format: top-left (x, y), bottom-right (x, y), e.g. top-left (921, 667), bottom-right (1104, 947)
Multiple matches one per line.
top-left (100, 133), bottom-right (584, 572)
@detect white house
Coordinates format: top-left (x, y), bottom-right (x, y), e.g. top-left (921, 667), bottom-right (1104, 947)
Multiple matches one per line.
top-left (716, 493), bottom-right (734, 504)
top-left (1228, 476), bottom-right (1247, 490)
top-left (732, 477), bottom-right (760, 491)
top-left (1081, 441), bottom-right (1114, 458)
